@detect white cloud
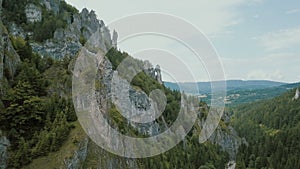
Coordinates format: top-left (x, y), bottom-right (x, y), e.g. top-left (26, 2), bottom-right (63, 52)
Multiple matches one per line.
top-left (286, 9), bottom-right (300, 14)
top-left (255, 26), bottom-right (300, 51)
top-left (247, 70), bottom-right (283, 81)
top-left (222, 53), bottom-right (300, 82)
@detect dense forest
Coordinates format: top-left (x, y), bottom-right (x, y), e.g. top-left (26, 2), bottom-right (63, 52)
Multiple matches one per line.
top-left (0, 35), bottom-right (77, 168)
top-left (231, 89), bottom-right (300, 169)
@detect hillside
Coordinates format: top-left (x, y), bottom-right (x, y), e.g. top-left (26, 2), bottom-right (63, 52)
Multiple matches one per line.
top-left (0, 0), bottom-right (242, 169)
top-left (231, 87), bottom-right (300, 168)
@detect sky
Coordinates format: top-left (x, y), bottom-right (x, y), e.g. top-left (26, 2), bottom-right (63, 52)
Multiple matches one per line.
top-left (66, 0), bottom-right (300, 83)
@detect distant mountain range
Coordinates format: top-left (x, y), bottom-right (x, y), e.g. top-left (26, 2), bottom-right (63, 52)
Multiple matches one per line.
top-left (164, 80), bottom-right (300, 105)
top-left (164, 80), bottom-right (286, 94)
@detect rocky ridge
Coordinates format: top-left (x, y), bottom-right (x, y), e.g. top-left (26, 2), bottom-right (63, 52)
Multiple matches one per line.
top-left (30, 7), bottom-right (117, 59)
top-left (91, 48), bottom-right (165, 137)
top-left (5, 0), bottom-right (117, 60)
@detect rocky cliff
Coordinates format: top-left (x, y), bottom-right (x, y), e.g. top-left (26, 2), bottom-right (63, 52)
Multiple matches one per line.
top-left (64, 137), bottom-right (89, 169)
top-left (209, 125), bottom-right (246, 160)
top-left (0, 17), bottom-right (21, 80)
top-left (40, 0), bottom-right (60, 14)
top-left (196, 107), bottom-right (246, 163)
top-left (208, 111), bottom-right (247, 161)
top-left (292, 88), bottom-right (299, 100)
top-left (0, 131), bottom-right (10, 169)
top-left (25, 4), bottom-right (42, 23)
top-left (30, 7), bottom-right (116, 60)
top-left (4, 0), bottom-right (117, 60)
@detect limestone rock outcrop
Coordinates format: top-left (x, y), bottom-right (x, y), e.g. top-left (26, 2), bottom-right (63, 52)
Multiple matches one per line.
top-left (31, 8), bottom-right (115, 60)
top-left (292, 88), bottom-right (299, 101)
top-left (25, 4), bottom-right (42, 23)
top-left (65, 137), bottom-right (89, 169)
top-left (207, 111), bottom-right (247, 160)
top-left (40, 0), bottom-right (60, 14)
top-left (0, 22), bottom-right (21, 80)
top-left (0, 132), bottom-right (10, 169)
top-left (0, 0), bottom-right (2, 13)
top-left (144, 61), bottom-right (163, 85)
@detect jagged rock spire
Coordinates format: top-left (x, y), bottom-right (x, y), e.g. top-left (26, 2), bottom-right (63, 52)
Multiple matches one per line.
top-left (292, 88), bottom-right (299, 101)
top-left (155, 65), bottom-right (163, 84)
top-left (112, 30), bottom-right (118, 48)
top-left (0, 0), bottom-right (3, 19)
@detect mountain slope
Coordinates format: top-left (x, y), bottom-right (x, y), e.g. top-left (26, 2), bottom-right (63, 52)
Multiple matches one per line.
top-left (0, 0), bottom-right (241, 169)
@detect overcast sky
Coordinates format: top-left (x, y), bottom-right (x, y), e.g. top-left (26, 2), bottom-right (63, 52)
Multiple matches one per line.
top-left (66, 0), bottom-right (300, 83)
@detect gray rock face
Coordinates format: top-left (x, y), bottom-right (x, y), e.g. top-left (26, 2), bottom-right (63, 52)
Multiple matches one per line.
top-left (143, 61), bottom-right (163, 85)
top-left (40, 0), bottom-right (60, 14)
top-left (292, 88), bottom-right (299, 101)
top-left (0, 26), bottom-right (4, 80)
top-left (207, 111), bottom-right (247, 160)
top-left (108, 58), bottom-right (167, 136)
top-left (95, 55), bottom-right (163, 137)
top-left (32, 8), bottom-right (115, 59)
top-left (0, 0), bottom-right (2, 13)
top-left (154, 65), bottom-right (163, 84)
top-left (31, 40), bottom-right (82, 60)
top-left (0, 22), bottom-right (21, 80)
top-left (112, 30), bottom-right (118, 48)
top-left (25, 4), bottom-right (42, 23)
top-left (8, 23), bottom-right (26, 39)
top-left (129, 89), bottom-right (151, 111)
top-left (209, 125), bottom-right (245, 160)
top-left (65, 137), bottom-right (89, 169)
top-left (0, 133), bottom-right (10, 169)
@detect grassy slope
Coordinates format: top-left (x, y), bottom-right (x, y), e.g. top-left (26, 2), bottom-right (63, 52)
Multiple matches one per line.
top-left (22, 122), bottom-right (86, 169)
